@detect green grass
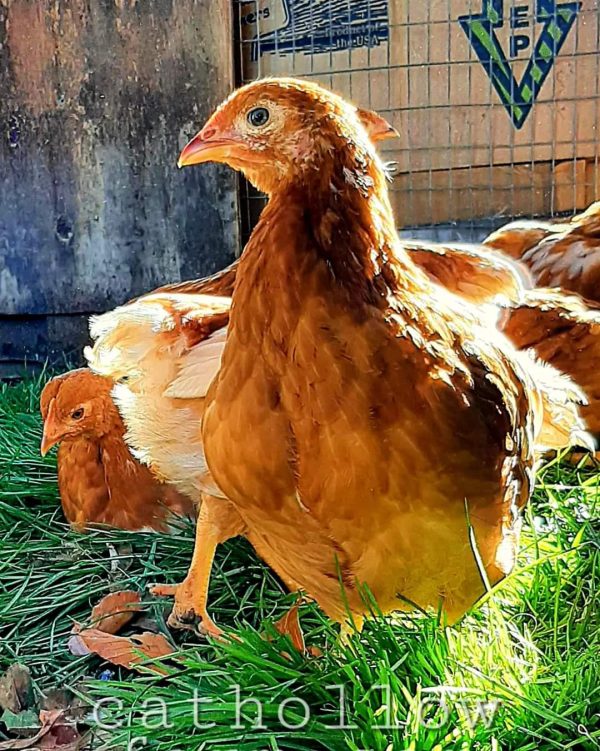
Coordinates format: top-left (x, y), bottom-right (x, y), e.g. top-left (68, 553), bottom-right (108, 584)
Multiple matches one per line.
top-left (0, 377), bottom-right (599, 750)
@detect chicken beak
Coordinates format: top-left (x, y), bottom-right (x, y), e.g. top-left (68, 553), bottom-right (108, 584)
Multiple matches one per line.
top-left (40, 399), bottom-right (61, 456)
top-left (357, 108), bottom-right (400, 144)
top-left (178, 129), bottom-right (242, 168)
top-left (368, 119), bottom-right (400, 144)
top-left (378, 122), bottom-right (400, 141)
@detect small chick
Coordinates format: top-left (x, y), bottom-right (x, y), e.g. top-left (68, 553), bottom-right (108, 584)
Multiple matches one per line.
top-left (40, 369), bottom-right (194, 532)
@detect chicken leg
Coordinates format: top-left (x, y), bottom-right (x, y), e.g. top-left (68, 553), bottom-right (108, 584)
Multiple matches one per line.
top-left (150, 494), bottom-right (246, 637)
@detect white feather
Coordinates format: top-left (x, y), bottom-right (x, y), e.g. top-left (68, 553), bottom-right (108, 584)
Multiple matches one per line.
top-left (165, 326), bottom-right (228, 399)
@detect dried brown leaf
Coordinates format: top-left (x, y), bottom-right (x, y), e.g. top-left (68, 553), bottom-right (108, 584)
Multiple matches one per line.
top-left (68, 628), bottom-right (173, 674)
top-left (89, 590), bottom-right (142, 635)
top-left (274, 605), bottom-right (306, 653)
top-left (0, 665), bottom-right (33, 714)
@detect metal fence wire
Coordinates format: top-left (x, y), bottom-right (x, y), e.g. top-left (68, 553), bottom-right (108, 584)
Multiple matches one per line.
top-left (234, 0), bottom-right (600, 243)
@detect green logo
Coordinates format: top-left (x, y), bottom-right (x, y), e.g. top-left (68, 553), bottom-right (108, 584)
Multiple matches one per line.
top-left (459, 0), bottom-right (581, 128)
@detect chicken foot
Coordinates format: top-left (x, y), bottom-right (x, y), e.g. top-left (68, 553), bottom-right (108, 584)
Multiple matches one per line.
top-left (150, 494), bottom-right (246, 637)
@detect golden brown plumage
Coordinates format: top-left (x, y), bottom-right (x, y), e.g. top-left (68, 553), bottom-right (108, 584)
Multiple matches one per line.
top-left (484, 203), bottom-right (600, 303)
top-left (39, 369), bottom-right (194, 532)
top-left (400, 247), bottom-right (598, 450)
top-left (177, 78), bottom-right (587, 628)
top-left (82, 103), bottom-right (400, 637)
top-left (150, 240), bottom-right (528, 335)
top-left (501, 290), bottom-right (600, 441)
top-left (147, 261), bottom-right (239, 299)
top-left (405, 240), bottom-right (530, 309)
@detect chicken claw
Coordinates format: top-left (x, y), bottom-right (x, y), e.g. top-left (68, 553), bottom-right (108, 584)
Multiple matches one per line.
top-left (149, 494), bottom-right (245, 639)
top-left (148, 583), bottom-right (179, 597)
top-left (148, 583), bottom-right (223, 637)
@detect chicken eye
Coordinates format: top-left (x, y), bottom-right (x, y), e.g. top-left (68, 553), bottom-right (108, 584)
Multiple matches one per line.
top-left (247, 107), bottom-right (270, 128)
top-left (71, 408), bottom-right (84, 420)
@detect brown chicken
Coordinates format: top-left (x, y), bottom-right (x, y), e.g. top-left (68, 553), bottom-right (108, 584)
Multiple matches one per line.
top-left (89, 115), bottom-right (595, 637)
top-left (484, 202), bottom-right (600, 303)
top-left (40, 369), bottom-right (194, 532)
top-left (88, 101), bottom-right (594, 637)
top-left (175, 77), bottom-right (588, 632)
top-left (83, 105), bottom-right (398, 637)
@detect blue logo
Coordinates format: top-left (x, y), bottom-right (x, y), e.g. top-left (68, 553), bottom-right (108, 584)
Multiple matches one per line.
top-left (244, 0), bottom-right (389, 61)
top-left (459, 0), bottom-right (581, 128)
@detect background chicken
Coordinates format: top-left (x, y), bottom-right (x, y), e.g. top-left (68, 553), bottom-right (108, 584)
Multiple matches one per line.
top-left (405, 240), bottom-right (530, 310)
top-left (176, 78), bottom-right (588, 633)
top-left (406, 246), bottom-right (600, 453)
top-left (501, 290), bottom-right (600, 446)
top-left (411, 220), bottom-right (600, 453)
top-left (484, 202), bottom-right (600, 303)
top-left (40, 369), bottom-right (194, 532)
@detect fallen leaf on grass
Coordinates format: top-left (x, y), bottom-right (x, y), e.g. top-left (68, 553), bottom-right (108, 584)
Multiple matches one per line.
top-left (0, 665), bottom-right (33, 714)
top-left (0, 709), bottom-right (82, 751)
top-left (274, 605), bottom-right (306, 653)
top-left (68, 627), bottom-right (173, 674)
top-left (272, 605), bottom-right (322, 658)
top-left (89, 590), bottom-right (142, 635)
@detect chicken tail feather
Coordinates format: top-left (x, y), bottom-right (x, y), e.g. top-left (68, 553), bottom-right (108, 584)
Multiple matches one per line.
top-left (518, 352), bottom-right (594, 453)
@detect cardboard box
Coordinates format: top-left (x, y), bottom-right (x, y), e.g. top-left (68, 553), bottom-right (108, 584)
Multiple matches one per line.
top-left (237, 0), bottom-right (600, 228)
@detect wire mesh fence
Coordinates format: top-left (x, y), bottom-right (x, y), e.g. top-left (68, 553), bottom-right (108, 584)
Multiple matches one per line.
top-left (234, 0), bottom-right (600, 242)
